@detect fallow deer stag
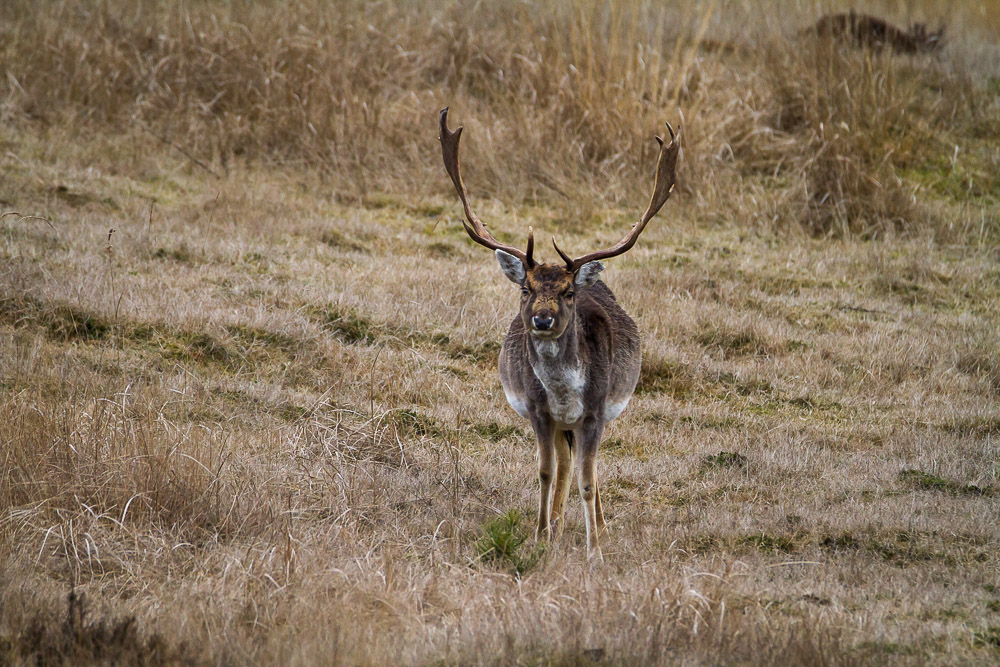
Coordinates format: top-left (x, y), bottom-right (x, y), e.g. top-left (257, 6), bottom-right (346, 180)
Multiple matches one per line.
top-left (438, 108), bottom-right (679, 559)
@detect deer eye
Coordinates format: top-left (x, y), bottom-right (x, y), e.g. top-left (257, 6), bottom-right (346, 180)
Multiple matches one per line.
top-left (521, 287), bottom-right (530, 297)
top-left (565, 290), bottom-right (575, 299)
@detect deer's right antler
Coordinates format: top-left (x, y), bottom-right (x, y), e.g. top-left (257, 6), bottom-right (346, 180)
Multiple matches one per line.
top-left (439, 108), bottom-right (535, 267)
top-left (553, 122), bottom-right (680, 272)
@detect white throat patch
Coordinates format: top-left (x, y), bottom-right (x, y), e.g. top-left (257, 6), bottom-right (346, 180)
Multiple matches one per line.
top-left (533, 339), bottom-right (560, 358)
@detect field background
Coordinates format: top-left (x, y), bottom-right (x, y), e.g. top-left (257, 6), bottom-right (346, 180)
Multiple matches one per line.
top-left (2, 0), bottom-right (999, 664)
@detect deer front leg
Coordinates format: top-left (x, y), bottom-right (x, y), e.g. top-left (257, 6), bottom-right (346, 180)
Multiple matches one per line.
top-left (531, 418), bottom-right (556, 542)
top-left (577, 418), bottom-right (605, 559)
top-left (549, 430), bottom-right (574, 535)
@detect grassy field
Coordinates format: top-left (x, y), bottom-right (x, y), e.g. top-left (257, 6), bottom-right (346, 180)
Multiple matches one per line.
top-left (2, 0), bottom-right (1000, 664)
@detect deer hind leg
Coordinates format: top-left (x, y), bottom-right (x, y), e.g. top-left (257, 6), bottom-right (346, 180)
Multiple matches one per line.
top-left (549, 430), bottom-right (575, 535)
top-left (594, 478), bottom-right (606, 534)
top-left (535, 431), bottom-right (555, 542)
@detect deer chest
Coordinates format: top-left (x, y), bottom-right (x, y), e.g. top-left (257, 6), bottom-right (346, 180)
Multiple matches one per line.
top-left (531, 358), bottom-right (586, 425)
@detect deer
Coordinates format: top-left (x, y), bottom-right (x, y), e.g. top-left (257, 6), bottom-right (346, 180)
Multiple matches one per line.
top-left (438, 108), bottom-right (679, 559)
top-left (805, 10), bottom-right (944, 54)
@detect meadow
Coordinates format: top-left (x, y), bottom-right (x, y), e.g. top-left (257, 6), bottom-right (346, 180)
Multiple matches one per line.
top-left (1, 0), bottom-right (999, 664)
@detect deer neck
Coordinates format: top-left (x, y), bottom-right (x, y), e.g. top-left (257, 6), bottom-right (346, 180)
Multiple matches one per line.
top-left (527, 316), bottom-right (586, 424)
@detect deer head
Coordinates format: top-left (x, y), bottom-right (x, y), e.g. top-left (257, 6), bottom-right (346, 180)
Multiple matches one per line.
top-left (908, 21), bottom-right (945, 50)
top-left (439, 108), bottom-right (680, 340)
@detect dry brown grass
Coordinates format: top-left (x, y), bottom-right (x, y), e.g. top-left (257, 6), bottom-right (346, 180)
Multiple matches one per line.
top-left (2, 0), bottom-right (1000, 665)
top-left (3, 0), bottom-right (998, 236)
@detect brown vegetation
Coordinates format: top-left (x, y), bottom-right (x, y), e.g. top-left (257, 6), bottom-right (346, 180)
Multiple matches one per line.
top-left (1, 0), bottom-right (999, 664)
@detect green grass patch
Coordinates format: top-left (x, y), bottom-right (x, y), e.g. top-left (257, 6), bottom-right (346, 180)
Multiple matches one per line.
top-left (471, 422), bottom-right (522, 443)
top-left (601, 478), bottom-right (642, 503)
top-left (225, 324), bottom-right (300, 353)
top-left (819, 532), bottom-right (859, 552)
top-left (701, 451), bottom-right (748, 471)
top-left (152, 244), bottom-right (194, 263)
top-left (601, 436), bottom-right (662, 461)
top-left (695, 322), bottom-right (777, 358)
top-left (308, 305), bottom-right (380, 345)
top-left (423, 334), bottom-right (502, 366)
top-left (868, 531), bottom-right (946, 567)
top-left (45, 305), bottom-right (111, 342)
top-left (359, 194), bottom-right (444, 218)
top-left (411, 202), bottom-right (445, 217)
top-left (972, 626), bottom-right (1000, 649)
top-left (0, 295), bottom-right (320, 373)
top-left (302, 302), bottom-right (502, 364)
top-left (939, 416), bottom-right (1000, 438)
top-left (210, 387), bottom-right (308, 423)
top-left (48, 184), bottom-right (118, 209)
top-left (785, 339), bottom-right (810, 353)
top-left (684, 533), bottom-right (722, 554)
top-left (740, 533), bottom-right (798, 554)
top-left (425, 241), bottom-right (459, 257)
top-left (160, 330), bottom-right (232, 365)
top-left (320, 228), bottom-right (368, 252)
top-left (475, 510), bottom-right (544, 577)
top-left (899, 469), bottom-right (996, 497)
top-left (0, 296), bottom-right (112, 342)
top-left (390, 408), bottom-right (446, 439)
top-left (899, 147), bottom-right (1000, 205)
top-left (697, 414), bottom-right (742, 429)
top-left (856, 641), bottom-right (915, 657)
top-left (636, 357), bottom-right (699, 398)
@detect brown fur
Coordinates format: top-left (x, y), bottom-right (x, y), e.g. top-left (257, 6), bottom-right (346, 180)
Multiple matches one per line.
top-left (498, 268), bottom-right (640, 557)
top-left (806, 11), bottom-right (944, 54)
top-left (522, 265), bottom-right (576, 338)
top-left (500, 275), bottom-right (639, 425)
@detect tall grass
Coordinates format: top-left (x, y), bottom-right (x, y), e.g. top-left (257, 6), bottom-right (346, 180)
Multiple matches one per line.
top-left (2, 0), bottom-right (997, 236)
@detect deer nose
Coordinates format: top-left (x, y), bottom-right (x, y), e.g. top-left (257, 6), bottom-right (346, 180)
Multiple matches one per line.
top-left (532, 315), bottom-right (554, 331)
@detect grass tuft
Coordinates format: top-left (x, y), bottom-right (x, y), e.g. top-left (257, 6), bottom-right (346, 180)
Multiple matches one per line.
top-left (309, 305), bottom-right (380, 345)
top-left (899, 469), bottom-right (996, 497)
top-left (972, 626), bottom-right (1000, 649)
top-left (390, 408), bottom-right (446, 439)
top-left (695, 321), bottom-right (777, 358)
top-left (702, 451), bottom-right (749, 471)
top-left (740, 533), bottom-right (798, 554)
top-left (475, 510), bottom-right (545, 577)
top-left (471, 422), bottom-right (522, 443)
top-left (636, 357), bottom-right (699, 398)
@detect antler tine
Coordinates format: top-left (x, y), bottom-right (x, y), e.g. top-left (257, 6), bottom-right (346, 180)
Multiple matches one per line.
top-left (552, 237), bottom-right (573, 267)
top-left (439, 108), bottom-right (533, 266)
top-left (639, 121), bottom-right (680, 226)
top-left (560, 122), bottom-right (680, 272)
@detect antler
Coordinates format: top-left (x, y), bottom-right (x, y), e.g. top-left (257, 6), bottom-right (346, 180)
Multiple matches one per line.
top-left (439, 108), bottom-right (535, 267)
top-left (553, 122), bottom-right (680, 272)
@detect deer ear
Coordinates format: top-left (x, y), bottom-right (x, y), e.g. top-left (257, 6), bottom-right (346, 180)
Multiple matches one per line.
top-left (574, 261), bottom-right (604, 287)
top-left (495, 249), bottom-right (526, 284)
